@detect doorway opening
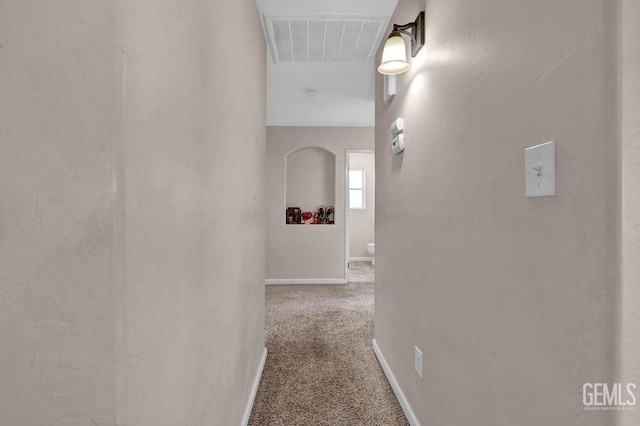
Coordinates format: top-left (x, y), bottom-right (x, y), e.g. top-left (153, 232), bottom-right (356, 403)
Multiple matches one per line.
top-left (345, 150), bottom-right (375, 283)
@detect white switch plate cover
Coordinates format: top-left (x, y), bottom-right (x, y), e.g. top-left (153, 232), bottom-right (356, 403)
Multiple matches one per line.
top-left (392, 134), bottom-right (405, 155)
top-left (414, 346), bottom-right (423, 378)
top-left (525, 141), bottom-right (556, 197)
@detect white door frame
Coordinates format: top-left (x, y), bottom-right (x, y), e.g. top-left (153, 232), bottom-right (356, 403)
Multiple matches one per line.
top-left (344, 149), bottom-right (375, 282)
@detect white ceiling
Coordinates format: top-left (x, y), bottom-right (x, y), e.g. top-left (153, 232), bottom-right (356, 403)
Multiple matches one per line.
top-left (256, 0), bottom-right (398, 127)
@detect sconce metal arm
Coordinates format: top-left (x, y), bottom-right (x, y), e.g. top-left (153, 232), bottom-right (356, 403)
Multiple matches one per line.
top-left (392, 24), bottom-right (418, 45)
top-left (390, 11), bottom-right (425, 57)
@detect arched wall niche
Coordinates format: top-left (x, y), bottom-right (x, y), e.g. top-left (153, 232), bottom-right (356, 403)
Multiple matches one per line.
top-left (285, 146), bottom-right (336, 224)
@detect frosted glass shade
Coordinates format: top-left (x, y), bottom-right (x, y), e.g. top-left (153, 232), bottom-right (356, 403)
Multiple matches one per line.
top-left (377, 34), bottom-right (409, 75)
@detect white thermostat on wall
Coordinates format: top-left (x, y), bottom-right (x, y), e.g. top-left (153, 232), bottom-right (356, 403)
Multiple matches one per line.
top-left (391, 134), bottom-right (405, 155)
top-left (390, 117), bottom-right (404, 136)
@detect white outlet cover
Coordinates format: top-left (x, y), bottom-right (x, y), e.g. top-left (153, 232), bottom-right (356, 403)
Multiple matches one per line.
top-left (525, 141), bottom-right (556, 197)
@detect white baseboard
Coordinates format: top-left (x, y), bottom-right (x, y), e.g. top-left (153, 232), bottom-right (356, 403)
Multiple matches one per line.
top-left (350, 257), bottom-right (373, 262)
top-left (242, 347), bottom-right (267, 426)
top-left (372, 339), bottom-right (420, 426)
top-left (265, 278), bottom-right (348, 285)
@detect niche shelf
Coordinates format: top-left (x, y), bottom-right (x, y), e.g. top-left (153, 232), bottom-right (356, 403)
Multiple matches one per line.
top-left (285, 146), bottom-right (335, 225)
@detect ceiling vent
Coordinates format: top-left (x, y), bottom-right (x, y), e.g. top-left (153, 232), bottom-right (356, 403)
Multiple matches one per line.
top-left (263, 16), bottom-right (389, 63)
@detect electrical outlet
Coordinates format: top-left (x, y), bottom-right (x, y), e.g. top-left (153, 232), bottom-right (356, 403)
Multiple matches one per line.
top-left (415, 346), bottom-right (423, 378)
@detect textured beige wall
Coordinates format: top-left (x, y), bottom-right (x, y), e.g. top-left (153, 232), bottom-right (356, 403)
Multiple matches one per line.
top-left (621, 0), bottom-right (640, 424)
top-left (0, 0), bottom-right (266, 424)
top-left (266, 126), bottom-right (373, 281)
top-left (374, 0), bottom-right (619, 425)
top-left (113, 0), bottom-right (266, 424)
top-left (0, 1), bottom-right (117, 424)
top-left (349, 153), bottom-right (375, 258)
top-left (286, 147), bottom-right (336, 213)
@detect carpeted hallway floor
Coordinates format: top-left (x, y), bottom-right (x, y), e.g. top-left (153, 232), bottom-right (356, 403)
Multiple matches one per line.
top-left (248, 263), bottom-right (408, 425)
top-left (348, 261), bottom-right (375, 283)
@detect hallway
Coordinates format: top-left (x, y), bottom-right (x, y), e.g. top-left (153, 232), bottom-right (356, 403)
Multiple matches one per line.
top-left (1, 0), bottom-right (639, 425)
top-left (249, 265), bottom-right (406, 425)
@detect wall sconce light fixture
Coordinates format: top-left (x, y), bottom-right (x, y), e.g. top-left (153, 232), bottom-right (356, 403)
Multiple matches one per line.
top-left (377, 11), bottom-right (425, 75)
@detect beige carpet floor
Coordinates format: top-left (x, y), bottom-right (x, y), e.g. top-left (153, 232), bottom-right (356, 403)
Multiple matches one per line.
top-left (248, 277), bottom-right (408, 425)
top-left (348, 261), bottom-right (375, 283)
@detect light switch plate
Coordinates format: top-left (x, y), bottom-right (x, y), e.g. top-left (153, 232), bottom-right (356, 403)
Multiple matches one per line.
top-left (525, 141), bottom-right (556, 197)
top-left (414, 346), bottom-right (423, 378)
top-left (392, 134), bottom-right (405, 155)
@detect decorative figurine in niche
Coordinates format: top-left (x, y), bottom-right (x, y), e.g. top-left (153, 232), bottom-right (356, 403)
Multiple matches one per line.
top-left (326, 206), bottom-right (334, 224)
top-left (302, 211), bottom-right (313, 224)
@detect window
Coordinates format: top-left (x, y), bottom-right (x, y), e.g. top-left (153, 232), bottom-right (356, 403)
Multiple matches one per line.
top-left (349, 169), bottom-right (365, 209)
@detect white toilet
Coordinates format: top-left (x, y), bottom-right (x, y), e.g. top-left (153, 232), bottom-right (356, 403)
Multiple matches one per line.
top-left (366, 243), bottom-right (375, 266)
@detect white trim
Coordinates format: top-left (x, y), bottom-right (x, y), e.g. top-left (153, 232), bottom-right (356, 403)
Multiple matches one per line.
top-left (372, 339), bottom-right (420, 426)
top-left (242, 347), bottom-right (267, 426)
top-left (350, 257), bottom-right (373, 262)
top-left (345, 150), bottom-right (351, 284)
top-left (265, 278), bottom-right (348, 285)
